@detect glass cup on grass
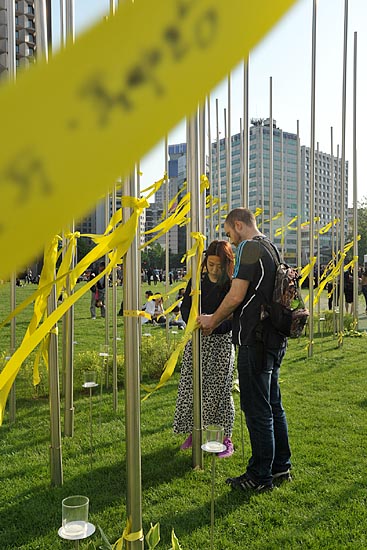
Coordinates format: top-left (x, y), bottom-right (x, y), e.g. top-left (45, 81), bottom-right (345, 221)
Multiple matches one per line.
top-left (61, 495), bottom-right (89, 537)
top-left (204, 425), bottom-right (224, 452)
top-left (83, 371), bottom-right (97, 388)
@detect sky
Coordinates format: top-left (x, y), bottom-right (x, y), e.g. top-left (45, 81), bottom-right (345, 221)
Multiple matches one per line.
top-left (52, 0), bottom-right (367, 206)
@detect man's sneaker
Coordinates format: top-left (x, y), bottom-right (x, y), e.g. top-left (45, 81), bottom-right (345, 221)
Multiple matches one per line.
top-left (272, 469), bottom-right (292, 484)
top-left (226, 472), bottom-right (273, 494)
top-left (217, 437), bottom-right (234, 458)
top-left (180, 434), bottom-right (192, 450)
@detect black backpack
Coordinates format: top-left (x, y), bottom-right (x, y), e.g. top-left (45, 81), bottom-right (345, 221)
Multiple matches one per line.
top-left (255, 237), bottom-right (309, 338)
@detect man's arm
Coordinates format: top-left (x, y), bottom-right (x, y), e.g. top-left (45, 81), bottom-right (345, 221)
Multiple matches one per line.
top-left (198, 278), bottom-right (249, 335)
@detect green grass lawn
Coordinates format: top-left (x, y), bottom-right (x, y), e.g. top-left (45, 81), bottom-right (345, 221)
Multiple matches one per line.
top-left (1, 281), bottom-right (367, 549)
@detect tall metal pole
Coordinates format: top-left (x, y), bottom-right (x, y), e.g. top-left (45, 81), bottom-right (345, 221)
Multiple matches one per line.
top-left (227, 75), bottom-right (232, 213)
top-left (104, 194), bottom-right (110, 388)
top-left (352, 31), bottom-right (358, 325)
top-left (215, 99), bottom-right (222, 238)
top-left (199, 102), bottom-right (206, 236)
top-left (339, 0), bottom-right (348, 339)
top-left (207, 96), bottom-right (214, 243)
top-left (260, 123), bottom-right (265, 228)
top-left (48, 285), bottom-right (63, 487)
top-left (243, 56), bottom-right (249, 207)
top-left (224, 108), bottom-right (228, 217)
top-left (296, 120), bottom-right (302, 270)
top-left (59, 0), bottom-right (65, 48)
top-left (109, 0), bottom-right (117, 402)
top-left (269, 77), bottom-right (274, 239)
top-left (308, 0), bottom-right (317, 357)
top-left (165, 135), bottom-right (170, 339)
top-left (112, 179), bottom-right (118, 411)
top-left (330, 127), bottom-right (336, 332)
top-left (316, 142), bottom-right (321, 322)
top-left (239, 117), bottom-right (243, 207)
top-left (280, 130), bottom-right (286, 258)
top-left (123, 173), bottom-right (144, 550)
top-left (35, 0), bottom-right (48, 62)
top-left (63, 0), bottom-right (75, 436)
top-left (6, 0), bottom-right (16, 424)
top-left (187, 112), bottom-right (203, 471)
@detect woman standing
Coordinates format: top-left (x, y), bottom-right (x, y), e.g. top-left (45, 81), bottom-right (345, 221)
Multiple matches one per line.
top-left (173, 240), bottom-right (235, 458)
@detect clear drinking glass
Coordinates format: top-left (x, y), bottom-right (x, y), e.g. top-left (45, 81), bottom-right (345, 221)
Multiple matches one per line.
top-left (204, 425), bottom-right (224, 452)
top-left (61, 495), bottom-right (89, 537)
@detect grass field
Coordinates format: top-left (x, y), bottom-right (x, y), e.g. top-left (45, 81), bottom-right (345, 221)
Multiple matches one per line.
top-left (1, 281), bottom-right (367, 549)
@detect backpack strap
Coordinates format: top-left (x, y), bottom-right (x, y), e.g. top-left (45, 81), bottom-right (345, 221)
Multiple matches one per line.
top-left (253, 235), bottom-right (281, 267)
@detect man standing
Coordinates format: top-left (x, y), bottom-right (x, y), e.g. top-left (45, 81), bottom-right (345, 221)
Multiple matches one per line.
top-left (198, 208), bottom-right (291, 493)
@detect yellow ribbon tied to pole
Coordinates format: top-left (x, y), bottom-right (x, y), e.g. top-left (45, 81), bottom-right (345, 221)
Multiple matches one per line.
top-left (0, 0), bottom-right (296, 280)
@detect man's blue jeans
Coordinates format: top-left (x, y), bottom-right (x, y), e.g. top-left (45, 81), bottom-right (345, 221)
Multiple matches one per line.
top-left (237, 343), bottom-right (291, 485)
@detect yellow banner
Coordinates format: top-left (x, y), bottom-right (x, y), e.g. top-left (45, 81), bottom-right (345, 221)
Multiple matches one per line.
top-left (0, 0), bottom-right (296, 280)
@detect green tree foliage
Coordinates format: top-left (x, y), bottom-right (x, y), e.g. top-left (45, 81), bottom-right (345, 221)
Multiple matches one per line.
top-left (141, 242), bottom-right (165, 269)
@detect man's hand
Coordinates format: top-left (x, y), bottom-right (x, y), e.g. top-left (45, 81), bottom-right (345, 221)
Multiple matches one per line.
top-left (198, 314), bottom-right (215, 336)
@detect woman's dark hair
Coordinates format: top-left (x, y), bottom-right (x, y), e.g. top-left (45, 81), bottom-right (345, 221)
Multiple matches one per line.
top-left (201, 240), bottom-right (234, 285)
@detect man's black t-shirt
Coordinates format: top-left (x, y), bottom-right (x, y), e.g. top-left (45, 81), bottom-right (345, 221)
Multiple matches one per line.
top-left (232, 237), bottom-right (285, 348)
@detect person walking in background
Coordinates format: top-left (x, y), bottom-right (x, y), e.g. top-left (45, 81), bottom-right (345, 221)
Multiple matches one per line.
top-left (173, 240), bottom-right (235, 459)
top-left (90, 262), bottom-right (106, 319)
top-left (199, 208), bottom-right (291, 492)
top-left (361, 268), bottom-right (367, 314)
top-left (344, 268), bottom-right (354, 314)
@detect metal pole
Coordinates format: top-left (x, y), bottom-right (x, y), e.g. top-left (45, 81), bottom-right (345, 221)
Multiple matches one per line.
top-left (227, 75), bottom-right (232, 213)
top-left (330, 127), bottom-right (336, 333)
top-left (296, 120), bottom-right (302, 270)
top-left (352, 31), bottom-right (358, 325)
top-left (165, 135), bottom-right (170, 340)
top-left (34, 0), bottom-right (48, 62)
top-left (260, 123), bottom-right (265, 228)
top-left (63, 0), bottom-right (75, 436)
top-left (269, 77), bottom-right (274, 239)
top-left (316, 142), bottom-right (321, 323)
top-left (280, 130), bottom-right (286, 258)
top-left (123, 173), bottom-right (144, 549)
top-left (207, 96), bottom-right (214, 243)
top-left (308, 0), bottom-right (317, 357)
top-left (239, 117), bottom-right (243, 206)
top-left (112, 180), bottom-right (118, 411)
top-left (65, 0), bottom-right (74, 43)
top-left (215, 99), bottom-right (222, 239)
top-left (339, 0), bottom-right (348, 339)
top-left (187, 112), bottom-right (203, 470)
top-left (48, 285), bottom-right (63, 487)
top-left (243, 56), bottom-right (249, 207)
top-left (6, 0), bottom-right (16, 423)
top-left (59, 0), bottom-right (65, 48)
top-left (109, 0), bottom-right (117, 405)
top-left (199, 102), bottom-right (206, 235)
top-left (104, 193), bottom-right (110, 388)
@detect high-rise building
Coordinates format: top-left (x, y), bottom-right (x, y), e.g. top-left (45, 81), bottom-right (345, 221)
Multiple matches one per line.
top-left (210, 118), bottom-right (348, 265)
top-left (153, 143), bottom-right (187, 255)
top-left (0, 0), bottom-right (37, 79)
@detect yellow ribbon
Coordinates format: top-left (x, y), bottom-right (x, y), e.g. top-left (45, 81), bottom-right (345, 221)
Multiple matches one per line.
top-left (142, 232), bottom-right (205, 400)
top-left (0, 0), bottom-right (296, 280)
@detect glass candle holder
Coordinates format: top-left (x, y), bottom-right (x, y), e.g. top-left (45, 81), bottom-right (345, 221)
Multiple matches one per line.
top-left (204, 425), bottom-right (224, 452)
top-left (83, 371), bottom-right (97, 388)
top-left (61, 495), bottom-right (89, 537)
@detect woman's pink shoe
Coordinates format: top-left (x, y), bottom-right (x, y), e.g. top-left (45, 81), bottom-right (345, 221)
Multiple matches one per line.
top-left (180, 434), bottom-right (192, 450)
top-left (217, 437), bottom-right (234, 458)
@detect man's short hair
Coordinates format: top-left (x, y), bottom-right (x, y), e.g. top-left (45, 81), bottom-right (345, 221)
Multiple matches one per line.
top-left (225, 207), bottom-right (256, 228)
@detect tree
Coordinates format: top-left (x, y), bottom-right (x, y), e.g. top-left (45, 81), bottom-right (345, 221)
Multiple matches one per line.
top-left (141, 242), bottom-right (165, 269)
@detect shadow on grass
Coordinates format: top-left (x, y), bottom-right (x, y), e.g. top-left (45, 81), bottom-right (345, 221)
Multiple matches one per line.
top-left (0, 460), bottom-right (127, 549)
